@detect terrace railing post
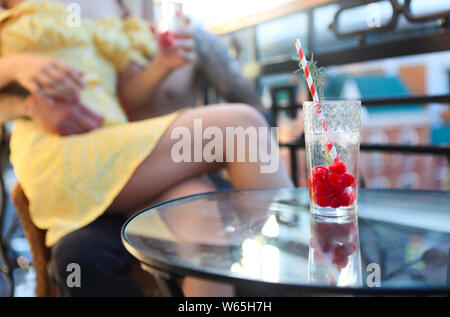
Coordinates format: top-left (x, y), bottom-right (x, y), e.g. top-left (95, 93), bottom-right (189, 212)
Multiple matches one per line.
top-left (290, 147), bottom-right (299, 187)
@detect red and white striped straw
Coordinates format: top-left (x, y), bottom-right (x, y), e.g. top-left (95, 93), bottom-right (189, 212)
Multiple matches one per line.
top-left (294, 38), bottom-right (320, 104)
top-left (294, 38), bottom-right (337, 159)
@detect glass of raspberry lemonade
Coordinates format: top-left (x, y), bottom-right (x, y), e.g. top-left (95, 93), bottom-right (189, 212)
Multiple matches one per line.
top-left (304, 100), bottom-right (361, 216)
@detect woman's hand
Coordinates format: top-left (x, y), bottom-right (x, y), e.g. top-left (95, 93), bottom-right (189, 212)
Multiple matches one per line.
top-left (155, 26), bottom-right (197, 72)
top-left (15, 54), bottom-right (85, 103)
top-left (24, 93), bottom-right (104, 136)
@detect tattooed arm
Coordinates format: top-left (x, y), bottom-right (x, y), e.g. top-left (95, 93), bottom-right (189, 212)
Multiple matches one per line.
top-left (194, 27), bottom-right (264, 111)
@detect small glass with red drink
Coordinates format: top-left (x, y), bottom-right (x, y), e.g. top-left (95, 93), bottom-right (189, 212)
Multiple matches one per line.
top-left (153, 0), bottom-right (185, 50)
top-left (303, 100), bottom-right (361, 216)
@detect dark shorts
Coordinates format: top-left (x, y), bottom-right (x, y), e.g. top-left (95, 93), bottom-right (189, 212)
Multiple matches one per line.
top-left (48, 214), bottom-right (144, 297)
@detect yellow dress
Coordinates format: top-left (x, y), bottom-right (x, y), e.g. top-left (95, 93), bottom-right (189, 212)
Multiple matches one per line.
top-left (0, 0), bottom-right (180, 246)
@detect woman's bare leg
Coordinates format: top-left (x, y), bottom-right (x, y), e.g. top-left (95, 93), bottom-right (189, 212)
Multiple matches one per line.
top-left (147, 175), bottom-right (215, 206)
top-left (114, 104), bottom-right (292, 296)
top-left (143, 176), bottom-right (233, 297)
top-left (108, 103), bottom-right (293, 214)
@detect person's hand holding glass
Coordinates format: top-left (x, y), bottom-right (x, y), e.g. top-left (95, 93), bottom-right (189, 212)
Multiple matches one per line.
top-left (153, 0), bottom-right (196, 71)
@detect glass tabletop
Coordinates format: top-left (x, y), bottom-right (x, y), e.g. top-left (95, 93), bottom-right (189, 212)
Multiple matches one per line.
top-left (122, 189), bottom-right (450, 294)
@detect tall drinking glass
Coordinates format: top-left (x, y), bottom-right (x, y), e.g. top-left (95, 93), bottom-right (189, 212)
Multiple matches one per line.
top-left (303, 100), bottom-right (361, 216)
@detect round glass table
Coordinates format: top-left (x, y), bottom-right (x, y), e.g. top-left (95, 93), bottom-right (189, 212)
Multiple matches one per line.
top-left (122, 189), bottom-right (450, 296)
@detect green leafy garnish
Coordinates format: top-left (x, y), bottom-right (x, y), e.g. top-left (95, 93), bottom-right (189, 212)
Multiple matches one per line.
top-left (293, 54), bottom-right (326, 100)
top-left (294, 54), bottom-right (332, 161)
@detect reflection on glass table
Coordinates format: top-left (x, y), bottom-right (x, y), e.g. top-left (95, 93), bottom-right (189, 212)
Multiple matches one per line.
top-left (309, 213), bottom-right (362, 288)
top-left (122, 189), bottom-right (450, 296)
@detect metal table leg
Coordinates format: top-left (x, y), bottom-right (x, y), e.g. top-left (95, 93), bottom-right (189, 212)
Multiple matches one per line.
top-left (141, 264), bottom-right (185, 297)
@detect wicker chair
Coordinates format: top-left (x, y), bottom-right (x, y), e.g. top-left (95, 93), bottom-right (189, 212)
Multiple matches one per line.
top-left (10, 184), bottom-right (59, 296)
top-left (0, 86), bottom-right (160, 297)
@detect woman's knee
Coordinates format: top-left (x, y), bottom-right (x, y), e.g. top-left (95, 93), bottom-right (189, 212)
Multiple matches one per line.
top-left (176, 103), bottom-right (266, 129)
top-left (224, 103), bottom-right (267, 127)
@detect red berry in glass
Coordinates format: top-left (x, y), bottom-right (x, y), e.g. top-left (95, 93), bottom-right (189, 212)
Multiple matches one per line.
top-left (329, 157), bottom-right (347, 174)
top-left (309, 156), bottom-right (356, 209)
top-left (342, 173), bottom-right (355, 187)
top-left (316, 195), bottom-right (330, 207)
top-left (312, 166), bottom-right (329, 181)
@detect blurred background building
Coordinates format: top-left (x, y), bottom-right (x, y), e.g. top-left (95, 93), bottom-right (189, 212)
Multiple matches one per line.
top-left (183, 0), bottom-right (450, 191)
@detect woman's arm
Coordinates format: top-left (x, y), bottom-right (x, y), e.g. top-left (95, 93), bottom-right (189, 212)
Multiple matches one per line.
top-left (0, 53), bottom-right (85, 122)
top-left (0, 54), bottom-right (103, 133)
top-left (117, 56), bottom-right (171, 114)
top-left (0, 94), bottom-right (27, 123)
top-left (0, 55), bottom-right (16, 89)
top-left (0, 54), bottom-right (84, 101)
top-left (118, 31), bottom-right (196, 113)
top-left (0, 56), bottom-right (31, 121)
